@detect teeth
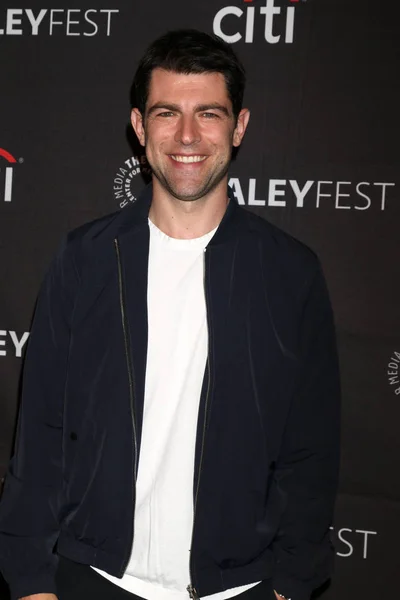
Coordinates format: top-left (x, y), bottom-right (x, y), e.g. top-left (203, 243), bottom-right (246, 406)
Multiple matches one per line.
top-left (171, 155), bottom-right (207, 163)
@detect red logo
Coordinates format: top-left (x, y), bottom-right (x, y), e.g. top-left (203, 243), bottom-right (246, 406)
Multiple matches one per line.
top-left (0, 148), bottom-right (17, 163)
top-left (0, 147), bottom-right (19, 202)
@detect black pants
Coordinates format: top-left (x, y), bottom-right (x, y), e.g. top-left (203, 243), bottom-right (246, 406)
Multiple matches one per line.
top-left (55, 556), bottom-right (276, 600)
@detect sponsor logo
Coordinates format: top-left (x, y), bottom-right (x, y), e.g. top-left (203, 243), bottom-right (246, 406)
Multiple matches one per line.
top-left (229, 177), bottom-right (396, 210)
top-left (113, 155), bottom-right (151, 209)
top-left (330, 526), bottom-right (377, 559)
top-left (0, 330), bottom-right (30, 358)
top-left (0, 147), bottom-right (22, 203)
top-left (213, 0), bottom-right (299, 45)
top-left (0, 9), bottom-right (119, 37)
top-left (387, 351), bottom-right (400, 396)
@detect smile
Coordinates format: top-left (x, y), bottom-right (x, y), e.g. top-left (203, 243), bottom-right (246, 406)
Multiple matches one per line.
top-left (170, 155), bottom-right (207, 163)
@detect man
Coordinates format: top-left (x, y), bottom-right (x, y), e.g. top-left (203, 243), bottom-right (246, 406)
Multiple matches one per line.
top-left (0, 29), bottom-right (340, 600)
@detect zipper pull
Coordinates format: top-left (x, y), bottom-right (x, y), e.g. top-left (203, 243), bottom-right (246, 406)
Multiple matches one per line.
top-left (187, 584), bottom-right (200, 600)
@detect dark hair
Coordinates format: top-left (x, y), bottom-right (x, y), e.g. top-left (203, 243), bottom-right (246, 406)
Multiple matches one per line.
top-left (132, 29), bottom-right (246, 121)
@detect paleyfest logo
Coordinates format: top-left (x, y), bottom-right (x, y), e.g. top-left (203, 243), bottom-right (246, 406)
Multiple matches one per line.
top-left (213, 0), bottom-right (302, 45)
top-left (228, 177), bottom-right (395, 211)
top-left (0, 9), bottom-right (119, 36)
top-left (330, 526), bottom-right (377, 560)
top-left (0, 329), bottom-right (30, 358)
top-left (0, 147), bottom-right (23, 203)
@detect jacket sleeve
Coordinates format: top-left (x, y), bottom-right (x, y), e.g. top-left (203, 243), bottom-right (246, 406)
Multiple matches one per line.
top-left (0, 236), bottom-right (80, 600)
top-left (271, 262), bottom-right (341, 600)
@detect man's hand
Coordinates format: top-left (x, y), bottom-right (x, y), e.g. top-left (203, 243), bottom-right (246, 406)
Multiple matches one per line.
top-left (19, 595), bottom-right (58, 600)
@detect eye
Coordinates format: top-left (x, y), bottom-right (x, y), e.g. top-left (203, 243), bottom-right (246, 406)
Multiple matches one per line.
top-left (157, 111), bottom-right (175, 118)
top-left (202, 112), bottom-right (219, 119)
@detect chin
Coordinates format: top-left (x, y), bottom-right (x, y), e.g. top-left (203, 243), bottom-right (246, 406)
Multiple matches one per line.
top-left (170, 190), bottom-right (206, 202)
top-left (165, 180), bottom-right (211, 202)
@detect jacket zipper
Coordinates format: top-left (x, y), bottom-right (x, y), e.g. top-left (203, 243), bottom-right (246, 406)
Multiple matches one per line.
top-left (114, 237), bottom-right (138, 572)
top-left (187, 248), bottom-right (212, 600)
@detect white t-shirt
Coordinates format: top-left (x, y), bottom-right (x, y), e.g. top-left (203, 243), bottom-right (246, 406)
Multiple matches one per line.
top-left (94, 219), bottom-right (260, 600)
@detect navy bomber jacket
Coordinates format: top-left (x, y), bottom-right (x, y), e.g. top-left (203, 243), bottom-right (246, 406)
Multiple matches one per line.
top-left (0, 185), bottom-right (340, 600)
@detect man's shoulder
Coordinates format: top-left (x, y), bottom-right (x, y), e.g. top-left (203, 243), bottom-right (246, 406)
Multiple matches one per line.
top-left (50, 200), bottom-right (144, 281)
top-left (64, 186), bottom-right (152, 254)
top-left (240, 206), bottom-right (320, 273)
top-left (65, 208), bottom-right (122, 246)
top-left (62, 193), bottom-right (149, 257)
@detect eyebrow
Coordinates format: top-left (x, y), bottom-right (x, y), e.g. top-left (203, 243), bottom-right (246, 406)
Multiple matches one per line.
top-left (147, 102), bottom-right (231, 117)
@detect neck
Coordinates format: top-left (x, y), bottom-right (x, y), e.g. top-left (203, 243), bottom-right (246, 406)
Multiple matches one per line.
top-left (148, 178), bottom-right (229, 239)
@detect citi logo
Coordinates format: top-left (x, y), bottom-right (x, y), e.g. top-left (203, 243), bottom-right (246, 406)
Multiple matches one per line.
top-left (0, 148), bottom-right (21, 203)
top-left (213, 0), bottom-right (298, 45)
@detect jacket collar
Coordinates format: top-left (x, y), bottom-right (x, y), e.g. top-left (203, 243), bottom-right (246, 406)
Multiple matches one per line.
top-left (116, 182), bottom-right (248, 246)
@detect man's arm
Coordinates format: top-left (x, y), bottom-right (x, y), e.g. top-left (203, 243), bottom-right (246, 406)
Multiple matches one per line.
top-left (0, 237), bottom-right (80, 600)
top-left (271, 263), bottom-right (341, 600)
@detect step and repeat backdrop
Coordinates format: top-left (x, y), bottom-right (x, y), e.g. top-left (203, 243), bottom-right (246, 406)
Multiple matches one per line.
top-left (0, 0), bottom-right (399, 598)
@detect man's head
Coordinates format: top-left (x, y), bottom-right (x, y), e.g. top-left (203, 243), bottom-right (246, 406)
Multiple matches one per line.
top-left (132, 29), bottom-right (246, 122)
top-left (130, 29), bottom-right (250, 202)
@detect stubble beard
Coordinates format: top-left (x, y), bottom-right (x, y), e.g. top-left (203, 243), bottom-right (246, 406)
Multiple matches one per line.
top-left (146, 147), bottom-right (233, 202)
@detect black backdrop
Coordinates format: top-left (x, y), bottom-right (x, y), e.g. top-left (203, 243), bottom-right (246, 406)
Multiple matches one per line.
top-left (1, 1), bottom-right (399, 598)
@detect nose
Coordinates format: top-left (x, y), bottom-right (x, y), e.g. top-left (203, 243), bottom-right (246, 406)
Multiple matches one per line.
top-left (174, 115), bottom-right (201, 146)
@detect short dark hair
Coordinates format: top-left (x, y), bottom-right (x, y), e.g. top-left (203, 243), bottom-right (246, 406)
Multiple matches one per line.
top-left (132, 29), bottom-right (246, 121)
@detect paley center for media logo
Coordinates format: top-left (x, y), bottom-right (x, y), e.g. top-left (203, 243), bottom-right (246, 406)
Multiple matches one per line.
top-left (113, 155), bottom-right (151, 209)
top-left (213, 0), bottom-right (304, 45)
top-left (0, 8), bottom-right (119, 36)
top-left (0, 147), bottom-right (23, 203)
top-left (387, 351), bottom-right (400, 396)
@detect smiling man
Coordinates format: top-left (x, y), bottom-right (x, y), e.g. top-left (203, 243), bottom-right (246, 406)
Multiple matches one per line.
top-left (0, 30), bottom-right (340, 600)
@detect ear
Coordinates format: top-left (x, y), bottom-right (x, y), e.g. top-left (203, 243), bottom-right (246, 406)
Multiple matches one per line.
top-left (131, 108), bottom-right (146, 146)
top-left (232, 108), bottom-right (250, 148)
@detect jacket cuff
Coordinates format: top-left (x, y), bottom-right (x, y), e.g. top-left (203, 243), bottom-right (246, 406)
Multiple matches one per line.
top-left (272, 574), bottom-right (312, 600)
top-left (9, 572), bottom-right (57, 600)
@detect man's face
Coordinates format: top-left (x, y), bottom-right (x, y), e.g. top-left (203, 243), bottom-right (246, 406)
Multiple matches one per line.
top-left (131, 68), bottom-right (249, 202)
